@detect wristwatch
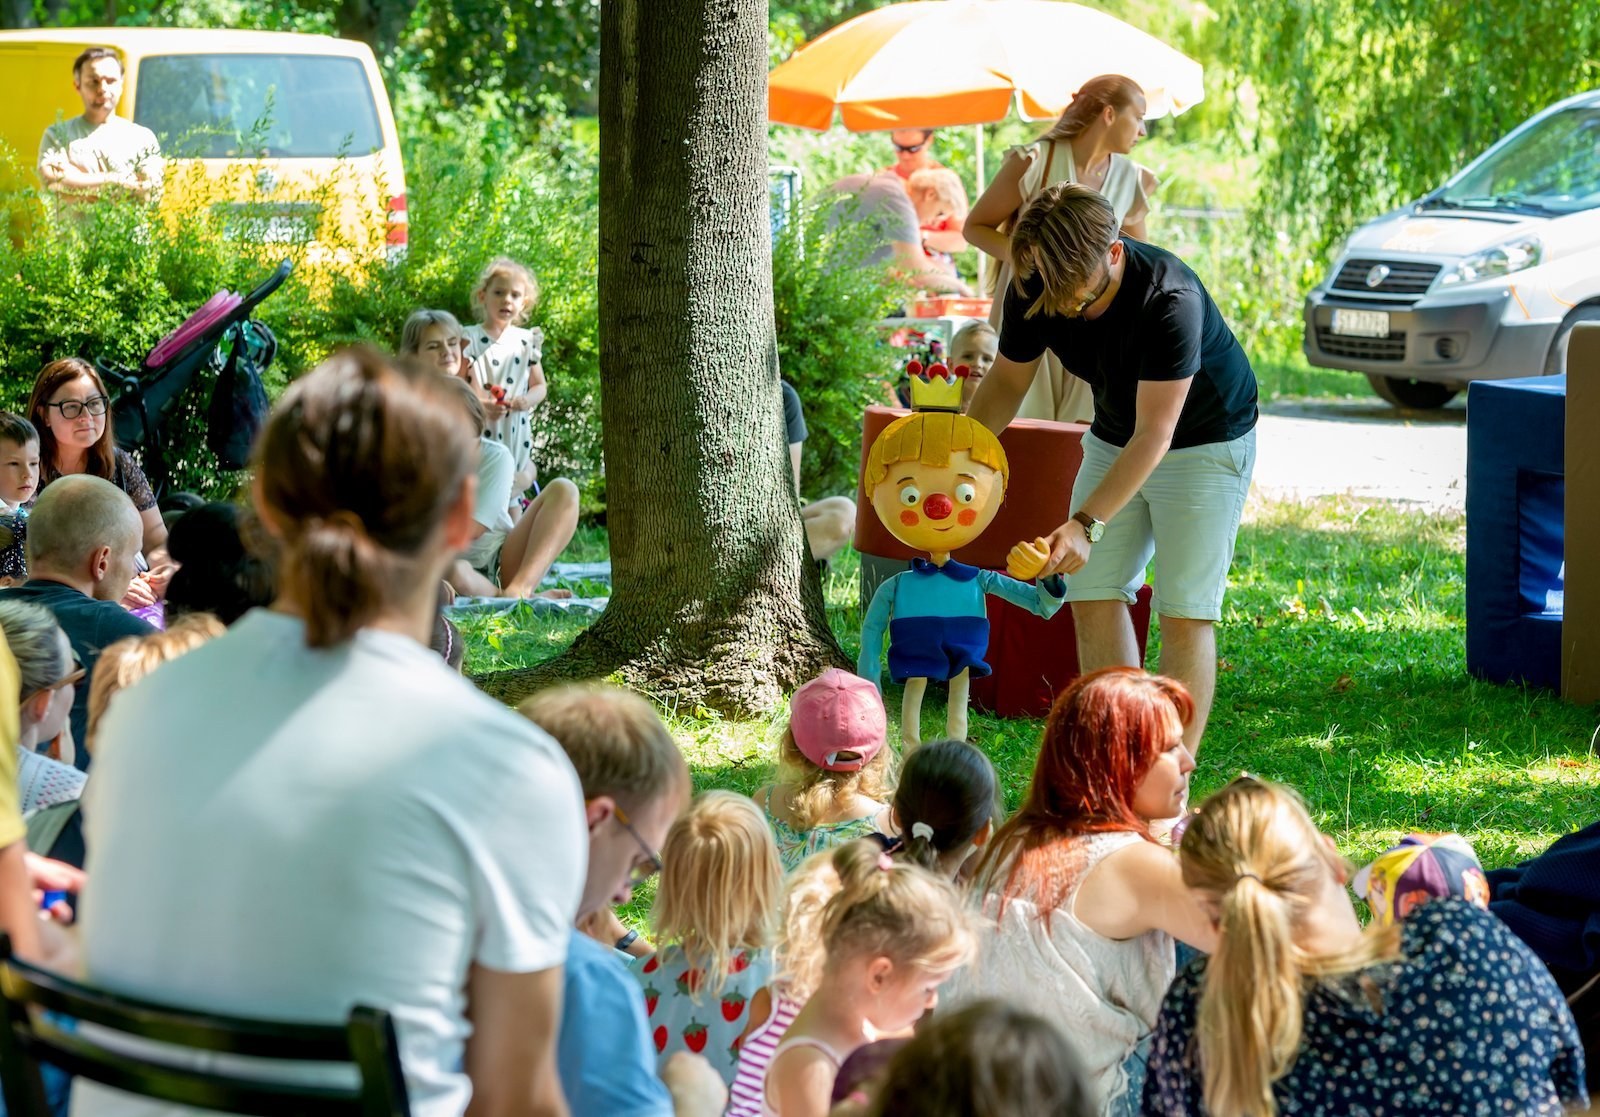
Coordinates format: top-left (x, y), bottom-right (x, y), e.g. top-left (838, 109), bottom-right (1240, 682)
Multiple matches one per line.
top-left (1072, 511), bottom-right (1106, 544)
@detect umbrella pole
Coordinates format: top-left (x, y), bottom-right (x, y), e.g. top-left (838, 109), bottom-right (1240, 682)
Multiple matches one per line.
top-left (974, 122), bottom-right (985, 290)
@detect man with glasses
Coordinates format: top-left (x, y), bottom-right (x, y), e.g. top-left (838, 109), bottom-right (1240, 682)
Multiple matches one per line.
top-left (968, 182), bottom-right (1259, 757)
top-left (519, 685), bottom-right (727, 1117)
top-left (0, 474), bottom-right (153, 766)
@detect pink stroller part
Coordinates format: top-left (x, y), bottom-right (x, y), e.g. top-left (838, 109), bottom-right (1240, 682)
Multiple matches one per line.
top-left (145, 291), bottom-right (244, 369)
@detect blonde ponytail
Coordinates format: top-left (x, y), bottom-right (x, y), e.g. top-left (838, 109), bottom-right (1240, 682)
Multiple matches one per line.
top-left (1181, 780), bottom-right (1402, 1117)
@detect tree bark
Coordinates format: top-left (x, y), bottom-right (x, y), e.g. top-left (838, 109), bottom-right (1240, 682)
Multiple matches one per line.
top-left (477, 0), bottom-right (847, 715)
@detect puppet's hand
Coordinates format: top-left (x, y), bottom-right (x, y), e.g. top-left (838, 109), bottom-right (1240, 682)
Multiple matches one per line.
top-left (1007, 537), bottom-right (1050, 581)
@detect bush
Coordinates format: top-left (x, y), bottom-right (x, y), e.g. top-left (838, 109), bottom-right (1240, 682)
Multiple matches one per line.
top-left (0, 114), bottom-right (601, 499)
top-left (771, 196), bottom-right (906, 498)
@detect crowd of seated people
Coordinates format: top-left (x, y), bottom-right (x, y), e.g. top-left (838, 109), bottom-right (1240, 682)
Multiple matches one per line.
top-left (0, 282), bottom-right (1588, 1117)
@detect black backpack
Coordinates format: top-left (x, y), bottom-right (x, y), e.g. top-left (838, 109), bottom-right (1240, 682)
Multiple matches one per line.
top-left (206, 320), bottom-right (274, 471)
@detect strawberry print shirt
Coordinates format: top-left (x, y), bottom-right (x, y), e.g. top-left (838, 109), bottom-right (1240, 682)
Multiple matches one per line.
top-left (635, 944), bottom-right (774, 1085)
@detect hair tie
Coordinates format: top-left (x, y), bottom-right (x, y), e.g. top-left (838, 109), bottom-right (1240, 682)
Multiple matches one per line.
top-left (306, 509), bottom-right (367, 539)
top-left (910, 822), bottom-right (935, 842)
top-left (877, 852), bottom-right (896, 872)
top-left (1234, 871), bottom-right (1263, 885)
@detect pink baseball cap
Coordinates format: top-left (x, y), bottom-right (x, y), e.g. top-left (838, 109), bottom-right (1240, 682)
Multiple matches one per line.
top-left (790, 668), bottom-right (887, 772)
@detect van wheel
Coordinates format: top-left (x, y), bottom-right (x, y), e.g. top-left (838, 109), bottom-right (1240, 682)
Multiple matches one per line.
top-left (1366, 375), bottom-right (1460, 409)
top-left (1544, 306), bottom-right (1600, 377)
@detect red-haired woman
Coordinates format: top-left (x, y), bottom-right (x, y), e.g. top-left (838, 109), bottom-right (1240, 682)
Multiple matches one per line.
top-left (27, 359), bottom-right (168, 603)
top-left (945, 667), bottom-right (1215, 1117)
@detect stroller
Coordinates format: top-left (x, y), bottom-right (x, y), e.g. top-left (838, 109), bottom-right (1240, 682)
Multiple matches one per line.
top-left (100, 258), bottom-right (292, 497)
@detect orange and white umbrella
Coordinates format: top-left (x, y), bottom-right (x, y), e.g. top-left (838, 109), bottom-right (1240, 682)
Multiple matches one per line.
top-left (769, 0), bottom-right (1204, 131)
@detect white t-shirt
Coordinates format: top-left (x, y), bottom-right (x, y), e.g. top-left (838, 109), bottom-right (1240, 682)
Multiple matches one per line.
top-left (74, 609), bottom-right (587, 1117)
top-left (37, 114), bottom-right (164, 189)
top-left (465, 438), bottom-right (515, 571)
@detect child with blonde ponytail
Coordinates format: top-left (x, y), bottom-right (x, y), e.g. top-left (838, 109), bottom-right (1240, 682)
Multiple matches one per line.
top-left (758, 839), bottom-right (974, 1117)
top-left (1143, 776), bottom-right (1588, 1117)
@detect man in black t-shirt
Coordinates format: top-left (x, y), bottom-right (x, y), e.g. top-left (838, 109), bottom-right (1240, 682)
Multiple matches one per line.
top-left (968, 183), bottom-right (1258, 754)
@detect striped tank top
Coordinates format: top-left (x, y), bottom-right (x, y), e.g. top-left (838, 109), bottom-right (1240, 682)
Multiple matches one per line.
top-left (726, 993), bottom-right (802, 1117)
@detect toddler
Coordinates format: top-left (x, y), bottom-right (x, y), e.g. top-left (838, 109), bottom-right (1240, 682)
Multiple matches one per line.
top-left (0, 412), bottom-right (41, 584)
top-left (884, 738), bottom-right (997, 879)
top-left (760, 840), bottom-right (974, 1116)
top-left (463, 258), bottom-right (547, 498)
top-left (754, 669), bottom-right (895, 872)
top-left (949, 321), bottom-right (998, 412)
top-left (638, 791), bottom-right (783, 1083)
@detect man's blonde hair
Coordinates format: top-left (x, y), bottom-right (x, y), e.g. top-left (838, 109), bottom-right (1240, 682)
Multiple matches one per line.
top-left (864, 413), bottom-right (1008, 494)
top-left (1010, 182), bottom-right (1119, 319)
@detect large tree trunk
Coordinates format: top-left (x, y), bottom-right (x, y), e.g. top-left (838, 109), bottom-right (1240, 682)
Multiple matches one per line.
top-left (477, 0), bottom-right (847, 714)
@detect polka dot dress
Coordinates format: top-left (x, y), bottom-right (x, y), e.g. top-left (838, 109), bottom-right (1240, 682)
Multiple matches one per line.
top-left (464, 323), bottom-right (542, 480)
top-left (1142, 900), bottom-right (1588, 1115)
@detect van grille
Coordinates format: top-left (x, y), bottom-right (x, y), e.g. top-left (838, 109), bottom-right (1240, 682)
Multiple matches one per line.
top-left (1315, 327), bottom-right (1406, 362)
top-left (1331, 258), bottom-right (1441, 298)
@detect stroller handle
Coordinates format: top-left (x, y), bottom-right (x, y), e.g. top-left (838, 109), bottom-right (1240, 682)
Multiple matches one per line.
top-left (240, 258), bottom-right (293, 316)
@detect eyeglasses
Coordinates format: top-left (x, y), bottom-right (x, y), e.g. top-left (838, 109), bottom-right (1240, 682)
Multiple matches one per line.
top-left (613, 804), bottom-right (664, 886)
top-left (24, 653), bottom-right (85, 706)
top-left (44, 396), bottom-right (109, 420)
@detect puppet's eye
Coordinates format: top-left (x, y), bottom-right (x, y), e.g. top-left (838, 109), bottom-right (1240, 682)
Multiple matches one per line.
top-left (899, 485), bottom-right (921, 506)
top-left (955, 483), bottom-right (977, 504)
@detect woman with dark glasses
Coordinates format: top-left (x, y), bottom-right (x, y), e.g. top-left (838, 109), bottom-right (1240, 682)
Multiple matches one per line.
top-left (26, 358), bottom-right (169, 601)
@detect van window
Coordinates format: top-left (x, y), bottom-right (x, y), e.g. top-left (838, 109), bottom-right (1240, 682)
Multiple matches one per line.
top-left (1440, 103), bottom-right (1600, 216)
top-left (135, 53), bottom-right (383, 159)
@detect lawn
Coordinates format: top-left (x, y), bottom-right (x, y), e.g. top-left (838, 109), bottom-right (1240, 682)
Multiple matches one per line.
top-left (458, 496), bottom-right (1600, 876)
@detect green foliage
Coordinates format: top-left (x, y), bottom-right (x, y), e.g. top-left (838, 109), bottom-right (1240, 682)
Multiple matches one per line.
top-left (771, 196), bottom-right (906, 498)
top-left (1211, 0), bottom-right (1600, 256)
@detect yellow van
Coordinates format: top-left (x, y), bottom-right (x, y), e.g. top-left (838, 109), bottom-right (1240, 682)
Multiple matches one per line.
top-left (0, 27), bottom-right (408, 261)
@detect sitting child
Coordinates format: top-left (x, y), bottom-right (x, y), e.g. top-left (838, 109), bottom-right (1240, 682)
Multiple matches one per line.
top-left (637, 791), bottom-right (783, 1083)
top-left (883, 737), bottom-right (996, 879)
top-left (163, 503), bottom-right (275, 626)
top-left (760, 840), bottom-right (974, 1117)
top-left (754, 669), bottom-right (895, 872)
top-left (438, 378), bottom-right (578, 600)
top-left (727, 850), bottom-right (844, 1117)
top-left (1353, 831), bottom-right (1490, 926)
top-left (0, 413), bottom-right (40, 585)
top-left (948, 321), bottom-right (998, 413)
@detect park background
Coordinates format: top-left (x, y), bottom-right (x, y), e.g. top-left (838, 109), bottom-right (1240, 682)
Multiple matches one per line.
top-left (1, 0), bottom-right (1597, 883)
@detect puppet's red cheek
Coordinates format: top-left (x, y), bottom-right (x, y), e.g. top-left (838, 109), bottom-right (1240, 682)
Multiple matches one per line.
top-left (900, 510), bottom-right (920, 527)
top-left (958, 509), bottom-right (977, 526)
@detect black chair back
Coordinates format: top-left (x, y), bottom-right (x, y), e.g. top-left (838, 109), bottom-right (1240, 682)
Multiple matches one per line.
top-left (0, 936), bottom-right (408, 1117)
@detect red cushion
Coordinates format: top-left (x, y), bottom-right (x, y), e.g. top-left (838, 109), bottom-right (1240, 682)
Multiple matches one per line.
top-left (970, 586), bottom-right (1155, 718)
top-left (854, 406), bottom-right (1087, 568)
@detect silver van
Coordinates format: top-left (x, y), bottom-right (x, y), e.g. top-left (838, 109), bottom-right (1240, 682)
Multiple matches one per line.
top-left (1304, 89), bottom-right (1600, 407)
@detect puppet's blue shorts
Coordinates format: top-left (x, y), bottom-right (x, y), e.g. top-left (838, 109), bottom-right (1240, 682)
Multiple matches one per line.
top-left (888, 615), bottom-right (991, 682)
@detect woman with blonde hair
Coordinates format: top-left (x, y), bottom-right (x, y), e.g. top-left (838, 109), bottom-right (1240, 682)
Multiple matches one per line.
top-left (965, 74), bottom-right (1160, 424)
top-left (637, 790), bottom-right (784, 1084)
top-left (1143, 776), bottom-right (1587, 1116)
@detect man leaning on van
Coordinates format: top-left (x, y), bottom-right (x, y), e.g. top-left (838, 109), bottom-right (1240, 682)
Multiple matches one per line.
top-left (37, 47), bottom-right (162, 204)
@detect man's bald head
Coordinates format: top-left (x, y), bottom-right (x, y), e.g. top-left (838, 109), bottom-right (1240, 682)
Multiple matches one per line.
top-left (27, 475), bottom-right (144, 598)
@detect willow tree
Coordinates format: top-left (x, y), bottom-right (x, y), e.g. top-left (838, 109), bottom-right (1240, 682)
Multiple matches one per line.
top-left (478, 0), bottom-right (845, 714)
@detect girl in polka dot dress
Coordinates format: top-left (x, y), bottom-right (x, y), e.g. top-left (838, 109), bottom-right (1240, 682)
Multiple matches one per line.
top-left (463, 257), bottom-right (547, 504)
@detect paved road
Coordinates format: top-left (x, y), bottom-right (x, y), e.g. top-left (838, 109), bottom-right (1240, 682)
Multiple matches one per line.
top-left (1252, 398), bottom-right (1467, 512)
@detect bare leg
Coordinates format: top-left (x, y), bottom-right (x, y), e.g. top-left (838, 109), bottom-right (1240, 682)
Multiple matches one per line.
top-left (1156, 616), bottom-right (1217, 754)
top-left (800, 496), bottom-right (856, 564)
top-left (499, 478), bottom-right (580, 598)
top-left (946, 668), bottom-right (971, 742)
top-left (446, 557), bottom-right (498, 599)
top-left (1072, 600), bottom-right (1139, 673)
top-left (900, 677), bottom-right (928, 750)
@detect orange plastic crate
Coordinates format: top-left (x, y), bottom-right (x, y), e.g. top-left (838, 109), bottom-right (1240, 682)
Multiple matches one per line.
top-left (909, 296), bottom-right (993, 319)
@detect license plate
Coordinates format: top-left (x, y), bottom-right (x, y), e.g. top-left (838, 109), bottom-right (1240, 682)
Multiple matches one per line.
top-left (1331, 308), bottom-right (1391, 338)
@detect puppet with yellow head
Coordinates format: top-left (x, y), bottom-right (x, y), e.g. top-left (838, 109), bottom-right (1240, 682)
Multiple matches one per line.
top-left (858, 362), bottom-right (1067, 748)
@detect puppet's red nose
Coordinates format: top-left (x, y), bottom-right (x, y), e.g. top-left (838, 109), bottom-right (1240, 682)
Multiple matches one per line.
top-left (923, 493), bottom-right (953, 521)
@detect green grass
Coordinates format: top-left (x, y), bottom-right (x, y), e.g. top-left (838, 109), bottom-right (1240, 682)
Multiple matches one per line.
top-left (1253, 355), bottom-right (1371, 403)
top-left (460, 496), bottom-right (1600, 873)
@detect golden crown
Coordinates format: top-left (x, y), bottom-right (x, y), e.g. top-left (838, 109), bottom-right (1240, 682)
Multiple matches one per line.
top-left (905, 360), bottom-right (970, 412)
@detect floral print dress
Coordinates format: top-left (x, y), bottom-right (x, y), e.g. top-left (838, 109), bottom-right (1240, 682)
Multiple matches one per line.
top-left (635, 944), bottom-right (774, 1086)
top-left (1142, 899), bottom-right (1588, 1115)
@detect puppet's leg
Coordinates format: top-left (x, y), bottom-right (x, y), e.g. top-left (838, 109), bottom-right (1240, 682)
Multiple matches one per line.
top-left (900, 677), bottom-right (927, 749)
top-left (946, 668), bottom-right (971, 742)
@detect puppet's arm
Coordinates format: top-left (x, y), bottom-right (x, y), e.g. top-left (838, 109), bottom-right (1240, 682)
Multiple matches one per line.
top-left (857, 575), bottom-right (900, 690)
top-left (977, 568), bottom-right (1067, 620)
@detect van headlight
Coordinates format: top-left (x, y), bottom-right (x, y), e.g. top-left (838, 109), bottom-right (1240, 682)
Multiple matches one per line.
top-left (1438, 235), bottom-right (1543, 287)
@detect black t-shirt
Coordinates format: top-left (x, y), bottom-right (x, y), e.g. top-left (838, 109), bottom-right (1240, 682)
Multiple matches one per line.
top-left (781, 381), bottom-right (808, 445)
top-left (999, 238), bottom-right (1258, 449)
